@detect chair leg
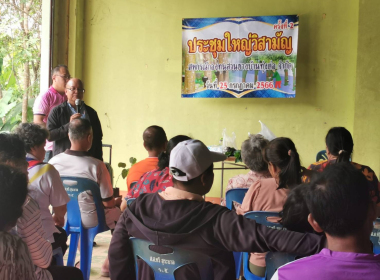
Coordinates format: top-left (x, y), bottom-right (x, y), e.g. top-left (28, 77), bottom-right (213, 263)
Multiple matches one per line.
top-left (80, 231), bottom-right (96, 280)
top-left (67, 233), bottom-right (79, 267)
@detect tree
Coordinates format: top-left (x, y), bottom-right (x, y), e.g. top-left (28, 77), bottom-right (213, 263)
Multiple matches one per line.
top-left (0, 0), bottom-right (41, 128)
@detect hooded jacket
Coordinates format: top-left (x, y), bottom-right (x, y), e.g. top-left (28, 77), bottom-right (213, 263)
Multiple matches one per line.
top-left (109, 192), bottom-right (325, 280)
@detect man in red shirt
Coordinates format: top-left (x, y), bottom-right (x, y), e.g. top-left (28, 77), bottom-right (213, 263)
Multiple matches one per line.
top-left (126, 125), bottom-right (167, 190)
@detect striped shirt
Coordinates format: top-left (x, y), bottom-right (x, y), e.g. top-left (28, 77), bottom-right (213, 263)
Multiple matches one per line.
top-left (14, 196), bottom-right (53, 280)
top-left (0, 232), bottom-right (36, 280)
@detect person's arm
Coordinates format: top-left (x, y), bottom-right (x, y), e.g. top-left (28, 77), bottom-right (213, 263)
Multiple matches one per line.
top-left (52, 205), bottom-right (67, 227)
top-left (16, 197), bottom-right (53, 269)
top-left (88, 108), bottom-right (103, 161)
top-left (98, 162), bottom-right (116, 208)
top-left (109, 210), bottom-right (136, 280)
top-left (33, 115), bottom-right (46, 127)
top-left (213, 209), bottom-right (325, 257)
top-left (47, 165), bottom-right (70, 227)
top-left (47, 106), bottom-right (80, 141)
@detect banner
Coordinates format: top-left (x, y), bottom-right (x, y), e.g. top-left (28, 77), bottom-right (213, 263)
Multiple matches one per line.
top-left (182, 15), bottom-right (299, 98)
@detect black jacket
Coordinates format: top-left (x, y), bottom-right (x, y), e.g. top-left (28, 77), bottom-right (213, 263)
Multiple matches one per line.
top-left (47, 101), bottom-right (103, 161)
top-left (108, 193), bottom-right (325, 280)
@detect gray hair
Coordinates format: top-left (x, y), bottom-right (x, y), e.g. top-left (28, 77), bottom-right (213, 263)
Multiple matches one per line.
top-left (69, 119), bottom-right (92, 141)
top-left (241, 134), bottom-right (269, 172)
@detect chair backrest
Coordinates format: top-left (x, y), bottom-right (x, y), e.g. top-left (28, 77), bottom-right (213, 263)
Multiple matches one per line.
top-left (225, 188), bottom-right (248, 210)
top-left (244, 211), bottom-right (296, 280)
top-left (243, 211), bottom-right (283, 230)
top-left (371, 218), bottom-right (380, 254)
top-left (61, 176), bottom-right (108, 233)
top-left (130, 237), bottom-right (213, 280)
top-left (316, 150), bottom-right (328, 162)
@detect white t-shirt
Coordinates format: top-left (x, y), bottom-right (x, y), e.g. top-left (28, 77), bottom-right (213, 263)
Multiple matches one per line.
top-left (27, 154), bottom-right (70, 242)
top-left (49, 150), bottom-right (114, 228)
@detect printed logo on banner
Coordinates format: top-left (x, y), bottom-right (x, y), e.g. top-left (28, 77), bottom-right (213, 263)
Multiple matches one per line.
top-left (181, 15), bottom-right (299, 98)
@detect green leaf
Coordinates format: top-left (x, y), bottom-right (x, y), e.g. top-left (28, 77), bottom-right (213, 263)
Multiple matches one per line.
top-left (118, 162), bottom-right (126, 168)
top-left (121, 168), bottom-right (129, 179)
top-left (129, 157), bottom-right (137, 165)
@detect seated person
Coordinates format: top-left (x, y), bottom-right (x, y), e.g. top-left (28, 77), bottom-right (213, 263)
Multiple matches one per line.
top-left (0, 164), bottom-right (36, 280)
top-left (306, 127), bottom-right (379, 204)
top-left (126, 125), bottom-right (167, 190)
top-left (49, 119), bottom-right (121, 277)
top-left (15, 123), bottom-right (70, 254)
top-left (221, 134), bottom-right (270, 207)
top-left (109, 139), bottom-right (326, 280)
top-left (121, 135), bottom-right (191, 210)
top-left (0, 133), bottom-right (83, 280)
top-left (272, 162), bottom-right (380, 280)
top-left (280, 185), bottom-right (314, 233)
top-left (236, 137), bottom-right (304, 277)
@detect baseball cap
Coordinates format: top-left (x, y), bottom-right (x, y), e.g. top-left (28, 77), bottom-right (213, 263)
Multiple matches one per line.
top-left (169, 139), bottom-right (227, 181)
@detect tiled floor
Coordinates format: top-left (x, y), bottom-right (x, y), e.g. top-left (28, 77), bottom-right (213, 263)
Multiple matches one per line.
top-left (64, 231), bottom-right (112, 280)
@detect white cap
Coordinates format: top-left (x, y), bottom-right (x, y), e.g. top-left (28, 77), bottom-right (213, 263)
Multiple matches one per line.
top-left (169, 139), bottom-right (227, 181)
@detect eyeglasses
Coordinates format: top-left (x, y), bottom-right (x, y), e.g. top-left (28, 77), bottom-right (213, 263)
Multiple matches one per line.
top-left (56, 74), bottom-right (71, 80)
top-left (66, 88), bottom-right (85, 93)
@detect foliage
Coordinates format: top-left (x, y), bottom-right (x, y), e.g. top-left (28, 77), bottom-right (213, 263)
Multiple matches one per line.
top-left (224, 147), bottom-right (242, 163)
top-left (115, 157), bottom-right (137, 186)
top-left (0, 0), bottom-right (42, 122)
top-left (0, 89), bottom-right (34, 131)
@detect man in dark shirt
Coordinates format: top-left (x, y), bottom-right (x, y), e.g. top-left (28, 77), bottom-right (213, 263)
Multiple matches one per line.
top-left (109, 139), bottom-right (325, 280)
top-left (47, 78), bottom-right (103, 160)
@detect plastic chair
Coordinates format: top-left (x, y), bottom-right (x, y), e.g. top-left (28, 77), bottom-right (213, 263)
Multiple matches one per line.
top-left (243, 211), bottom-right (296, 280)
top-left (130, 237), bottom-right (213, 280)
top-left (225, 188), bottom-right (248, 211)
top-left (316, 150), bottom-right (327, 162)
top-left (225, 188), bottom-right (248, 279)
top-left (62, 176), bottom-right (109, 280)
top-left (52, 247), bottom-right (64, 266)
top-left (371, 218), bottom-right (380, 254)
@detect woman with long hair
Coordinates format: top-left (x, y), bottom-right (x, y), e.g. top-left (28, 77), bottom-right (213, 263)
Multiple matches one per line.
top-left (236, 137), bottom-right (304, 277)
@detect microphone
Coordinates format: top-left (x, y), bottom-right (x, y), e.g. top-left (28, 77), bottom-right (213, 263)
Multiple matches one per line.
top-left (75, 99), bottom-right (81, 114)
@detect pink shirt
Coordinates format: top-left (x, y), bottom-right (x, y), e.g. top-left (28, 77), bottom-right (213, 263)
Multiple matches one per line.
top-left (221, 170), bottom-right (271, 206)
top-left (236, 178), bottom-right (289, 267)
top-left (33, 86), bottom-right (67, 150)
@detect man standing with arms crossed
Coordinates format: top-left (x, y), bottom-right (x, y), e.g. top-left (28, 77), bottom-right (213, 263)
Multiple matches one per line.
top-left (33, 65), bottom-right (71, 162)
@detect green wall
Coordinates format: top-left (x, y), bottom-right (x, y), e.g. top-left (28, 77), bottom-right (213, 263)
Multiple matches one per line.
top-left (352, 0), bottom-right (380, 177)
top-left (59, 0), bottom-right (378, 197)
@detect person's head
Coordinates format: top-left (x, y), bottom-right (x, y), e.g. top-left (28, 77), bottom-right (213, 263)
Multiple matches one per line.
top-left (15, 123), bottom-right (49, 162)
top-left (68, 119), bottom-right (93, 151)
top-left (169, 139), bottom-right (226, 196)
top-left (157, 135), bottom-right (192, 171)
top-left (325, 127), bottom-right (353, 162)
top-left (306, 162), bottom-right (375, 239)
top-left (0, 133), bottom-right (28, 175)
top-left (280, 185), bottom-right (314, 233)
top-left (143, 126), bottom-right (167, 155)
top-left (65, 78), bottom-right (85, 106)
top-left (263, 137), bottom-right (301, 189)
top-left (241, 134), bottom-right (269, 174)
top-left (0, 164), bottom-right (28, 231)
top-left (51, 65), bottom-right (70, 94)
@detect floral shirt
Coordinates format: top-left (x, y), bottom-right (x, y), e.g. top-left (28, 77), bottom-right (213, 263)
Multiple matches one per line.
top-left (306, 159), bottom-right (380, 205)
top-left (126, 167), bottom-right (172, 199)
top-left (221, 170), bottom-right (271, 206)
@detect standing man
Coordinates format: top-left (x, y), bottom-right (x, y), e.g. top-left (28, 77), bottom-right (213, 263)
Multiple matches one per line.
top-left (33, 65), bottom-right (71, 162)
top-left (47, 78), bottom-right (103, 160)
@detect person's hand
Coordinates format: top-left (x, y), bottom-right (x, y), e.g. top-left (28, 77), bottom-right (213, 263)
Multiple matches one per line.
top-left (114, 196), bottom-right (122, 207)
top-left (70, 113), bottom-right (81, 122)
top-left (52, 213), bottom-right (65, 227)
